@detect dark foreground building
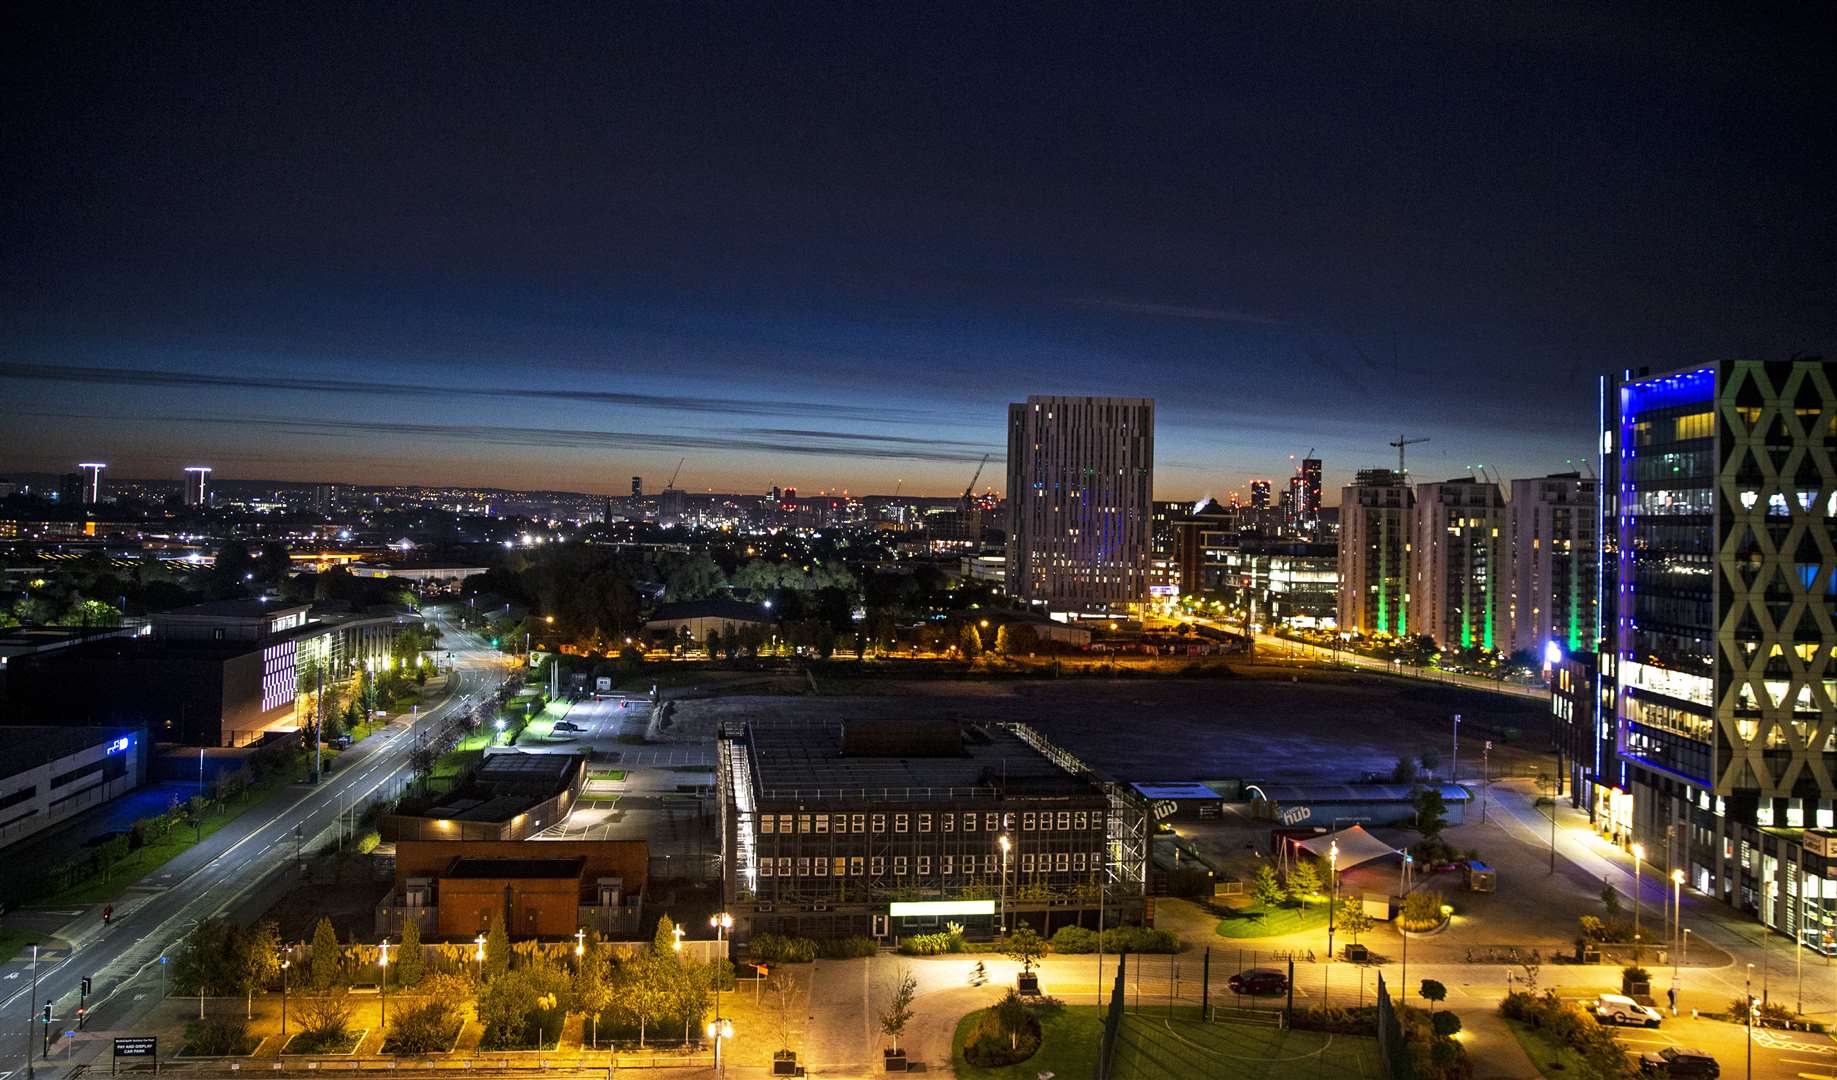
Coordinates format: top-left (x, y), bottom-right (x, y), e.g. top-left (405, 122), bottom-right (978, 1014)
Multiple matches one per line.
top-left (717, 717), bottom-right (1148, 942)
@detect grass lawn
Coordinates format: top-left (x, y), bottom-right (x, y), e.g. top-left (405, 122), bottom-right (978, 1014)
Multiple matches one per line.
top-left (1112, 1013), bottom-right (1383, 1079)
top-left (589, 769), bottom-right (627, 781)
top-left (40, 761), bottom-right (305, 906)
top-left (953, 1003), bottom-right (1102, 1080)
top-left (1214, 902), bottom-right (1331, 939)
top-left (0, 927), bottom-right (40, 962)
top-left (1505, 1018), bottom-right (1601, 1079)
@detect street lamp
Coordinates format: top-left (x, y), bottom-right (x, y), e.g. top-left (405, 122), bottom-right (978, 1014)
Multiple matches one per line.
top-left (494, 718), bottom-right (506, 744)
top-left (377, 938), bottom-right (390, 1027)
top-left (705, 1018), bottom-right (733, 1076)
top-left (672, 924), bottom-right (685, 953)
top-left (1450, 714), bottom-right (1461, 782)
top-left (1746, 962), bottom-right (1754, 1080)
top-left (1327, 839), bottom-right (1340, 961)
top-left (710, 913), bottom-right (732, 1032)
top-left (280, 958), bottom-right (290, 1037)
top-left (474, 933), bottom-right (487, 981)
top-left (1671, 868), bottom-right (1685, 1009)
top-left (1631, 843), bottom-right (1645, 944)
top-left (998, 834), bottom-right (1013, 934)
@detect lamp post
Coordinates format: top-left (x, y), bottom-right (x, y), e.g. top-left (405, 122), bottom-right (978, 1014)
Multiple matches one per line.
top-left (1631, 843), bottom-right (1645, 945)
top-left (705, 1018), bottom-right (733, 1077)
top-left (1450, 714), bottom-right (1461, 782)
top-left (998, 834), bottom-right (1012, 934)
top-left (672, 924), bottom-right (685, 954)
top-left (474, 933), bottom-right (486, 982)
top-left (710, 913), bottom-right (732, 1029)
top-left (280, 958), bottom-right (290, 1037)
top-left (1327, 839), bottom-right (1340, 962)
top-left (1671, 869), bottom-right (1684, 1011)
top-left (377, 938), bottom-right (390, 1028)
top-left (1746, 962), bottom-right (1754, 1080)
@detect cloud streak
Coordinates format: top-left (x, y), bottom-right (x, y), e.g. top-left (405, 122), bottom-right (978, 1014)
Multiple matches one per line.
top-left (1068, 298), bottom-right (1284, 327)
top-left (13, 410), bottom-right (999, 464)
top-left (0, 361), bottom-right (941, 425)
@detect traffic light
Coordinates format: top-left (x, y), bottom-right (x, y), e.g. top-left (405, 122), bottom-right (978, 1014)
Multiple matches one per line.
top-left (42, 1001), bottom-right (50, 1025)
top-left (80, 976), bottom-right (91, 997)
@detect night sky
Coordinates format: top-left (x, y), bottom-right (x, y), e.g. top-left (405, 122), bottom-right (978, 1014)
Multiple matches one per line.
top-left (3, 3), bottom-right (1831, 500)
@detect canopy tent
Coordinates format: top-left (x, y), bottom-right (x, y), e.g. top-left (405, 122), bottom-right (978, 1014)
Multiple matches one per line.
top-left (1295, 824), bottom-right (1399, 870)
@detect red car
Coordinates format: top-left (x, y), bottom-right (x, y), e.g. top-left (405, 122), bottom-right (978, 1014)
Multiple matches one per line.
top-left (1227, 968), bottom-right (1288, 995)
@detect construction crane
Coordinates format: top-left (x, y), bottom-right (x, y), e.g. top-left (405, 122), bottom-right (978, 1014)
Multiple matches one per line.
top-left (1389, 435), bottom-right (1429, 477)
top-left (666, 457), bottom-right (685, 490)
top-left (962, 453), bottom-right (990, 510)
top-left (892, 479), bottom-right (902, 499)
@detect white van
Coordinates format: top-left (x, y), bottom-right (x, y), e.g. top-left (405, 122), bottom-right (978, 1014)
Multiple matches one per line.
top-left (1595, 993), bottom-right (1663, 1027)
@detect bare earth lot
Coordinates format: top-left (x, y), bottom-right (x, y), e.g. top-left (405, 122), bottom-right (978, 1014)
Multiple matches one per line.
top-left (663, 667), bottom-right (1550, 784)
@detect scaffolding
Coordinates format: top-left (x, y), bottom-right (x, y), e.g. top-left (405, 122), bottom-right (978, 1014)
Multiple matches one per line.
top-left (1004, 722), bottom-right (1150, 905)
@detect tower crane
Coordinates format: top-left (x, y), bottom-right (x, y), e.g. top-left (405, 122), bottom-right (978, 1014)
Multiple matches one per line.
top-left (962, 453), bottom-right (990, 510)
top-left (1389, 435), bottom-right (1429, 477)
top-left (666, 457), bottom-right (685, 490)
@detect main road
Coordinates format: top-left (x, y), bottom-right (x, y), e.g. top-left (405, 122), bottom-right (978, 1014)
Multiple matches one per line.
top-left (0, 606), bottom-right (509, 1073)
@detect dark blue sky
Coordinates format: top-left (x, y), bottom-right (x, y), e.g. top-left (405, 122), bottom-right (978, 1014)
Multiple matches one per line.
top-left (3, 3), bottom-right (1831, 500)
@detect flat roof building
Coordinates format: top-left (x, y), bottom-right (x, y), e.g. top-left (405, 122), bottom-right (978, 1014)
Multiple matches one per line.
top-left (718, 716), bottom-right (1148, 942)
top-left (0, 725), bottom-right (147, 850)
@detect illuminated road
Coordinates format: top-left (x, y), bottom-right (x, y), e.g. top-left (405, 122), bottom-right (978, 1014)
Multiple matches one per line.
top-left (0, 607), bottom-right (509, 1073)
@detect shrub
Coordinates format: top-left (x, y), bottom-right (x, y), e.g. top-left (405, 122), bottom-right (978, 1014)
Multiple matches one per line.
top-left (385, 1000), bottom-right (460, 1054)
top-left (898, 932), bottom-right (956, 957)
top-left (817, 935), bottom-right (879, 959)
top-left (1401, 890), bottom-right (1447, 931)
top-left (1620, 966), bottom-right (1650, 995)
top-left (960, 998), bottom-right (1041, 1067)
top-left (750, 933), bottom-right (819, 964)
top-left (1503, 990), bottom-right (1636, 1079)
top-left (1293, 1005), bottom-right (1377, 1035)
top-left (1431, 1010), bottom-right (1462, 1037)
top-left (1050, 926), bottom-right (1098, 954)
top-left (186, 1017), bottom-right (252, 1056)
top-left (293, 990), bottom-right (355, 1051)
top-left (356, 830), bottom-right (381, 855)
top-left (1102, 926), bottom-right (1180, 954)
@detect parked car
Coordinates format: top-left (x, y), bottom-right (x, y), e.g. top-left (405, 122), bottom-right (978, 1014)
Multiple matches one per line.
top-left (1226, 968), bottom-right (1288, 995)
top-left (1639, 1047), bottom-right (1718, 1077)
top-left (329, 734), bottom-right (353, 749)
top-left (554, 720), bottom-right (582, 732)
top-left (1596, 994), bottom-right (1663, 1027)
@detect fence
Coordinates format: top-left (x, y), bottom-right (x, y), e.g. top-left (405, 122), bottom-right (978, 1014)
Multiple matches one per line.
top-left (1095, 950), bottom-right (1127, 1080)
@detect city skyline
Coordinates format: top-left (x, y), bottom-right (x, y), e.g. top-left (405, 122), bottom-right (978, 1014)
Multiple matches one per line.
top-left (6, 6), bottom-right (1829, 497)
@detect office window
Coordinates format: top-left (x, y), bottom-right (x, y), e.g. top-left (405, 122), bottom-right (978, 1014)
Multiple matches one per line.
top-left (895, 813), bottom-right (909, 833)
top-left (918, 813), bottom-right (932, 832)
top-left (917, 855), bottom-right (931, 875)
top-left (872, 813), bottom-right (886, 833)
top-left (761, 815), bottom-right (775, 834)
top-left (850, 856), bottom-right (864, 876)
top-left (1022, 852), bottom-right (1035, 872)
top-left (985, 813), bottom-right (999, 831)
top-left (815, 814), bottom-right (829, 834)
top-left (963, 812), bottom-right (978, 832)
top-left (1056, 852), bottom-right (1070, 872)
top-left (894, 856), bottom-right (908, 875)
top-left (983, 854), bottom-right (996, 873)
top-left (1057, 812), bottom-right (1071, 830)
top-left (1074, 852), bottom-right (1086, 871)
top-left (760, 860), bottom-right (773, 876)
top-left (798, 814), bottom-right (812, 834)
top-left (941, 855), bottom-right (954, 875)
top-left (870, 856), bottom-right (885, 875)
top-left (779, 814), bottom-right (794, 833)
top-left (832, 857), bottom-right (847, 877)
top-left (796, 857), bottom-right (810, 877)
top-left (777, 857), bottom-right (790, 876)
top-left (851, 814), bottom-right (865, 833)
top-left (1023, 812), bottom-right (1037, 831)
top-left (1075, 811), bottom-right (1089, 830)
top-left (942, 813), bottom-right (955, 832)
top-left (814, 858), bottom-right (828, 876)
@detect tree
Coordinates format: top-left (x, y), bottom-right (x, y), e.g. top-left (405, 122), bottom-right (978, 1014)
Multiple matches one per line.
top-left (1287, 857), bottom-right (1322, 907)
top-left (1520, 948), bottom-right (1542, 993)
top-left (766, 971), bottom-right (799, 1056)
top-left (310, 917), bottom-right (341, 989)
top-left (1390, 755), bottom-right (1416, 784)
top-left (238, 921), bottom-right (283, 1019)
top-left (1411, 787), bottom-right (1449, 841)
top-left (385, 999), bottom-right (457, 1054)
top-left (255, 542), bottom-right (292, 583)
top-left (1003, 923), bottom-right (1045, 974)
top-left (1418, 747), bottom-right (1441, 778)
top-left (484, 912), bottom-right (511, 980)
top-left (1600, 882), bottom-right (1623, 919)
top-left (1418, 979), bottom-right (1447, 1014)
top-left (396, 919), bottom-right (424, 987)
top-left (612, 950), bottom-right (672, 1047)
top-left (475, 966), bottom-right (570, 1050)
top-left (172, 918), bottom-right (241, 1000)
top-left (1335, 896), bottom-right (1373, 944)
top-left (879, 970), bottom-right (917, 1053)
top-left (958, 623), bottom-right (983, 659)
top-left (1251, 864), bottom-right (1285, 908)
top-left (573, 932), bottom-right (613, 1048)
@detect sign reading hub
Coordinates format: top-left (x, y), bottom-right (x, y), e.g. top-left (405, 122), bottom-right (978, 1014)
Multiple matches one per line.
top-left (887, 899), bottom-right (996, 918)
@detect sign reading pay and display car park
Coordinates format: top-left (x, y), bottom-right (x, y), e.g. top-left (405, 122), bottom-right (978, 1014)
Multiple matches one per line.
top-left (114, 1036), bottom-right (156, 1057)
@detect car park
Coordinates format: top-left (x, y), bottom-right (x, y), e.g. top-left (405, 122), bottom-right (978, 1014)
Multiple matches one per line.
top-left (1227, 968), bottom-right (1288, 995)
top-left (1638, 1047), bottom-right (1718, 1077)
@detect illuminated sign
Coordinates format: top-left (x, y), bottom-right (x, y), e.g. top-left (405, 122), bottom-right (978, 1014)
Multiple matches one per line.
top-left (1147, 585), bottom-right (1179, 597)
top-left (887, 900), bottom-right (996, 918)
top-left (105, 737), bottom-right (131, 755)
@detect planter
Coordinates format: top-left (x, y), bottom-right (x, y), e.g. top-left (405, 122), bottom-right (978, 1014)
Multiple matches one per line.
top-left (1017, 972), bottom-right (1040, 995)
top-left (884, 1048), bottom-right (908, 1072)
top-left (773, 1050), bottom-right (800, 1076)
